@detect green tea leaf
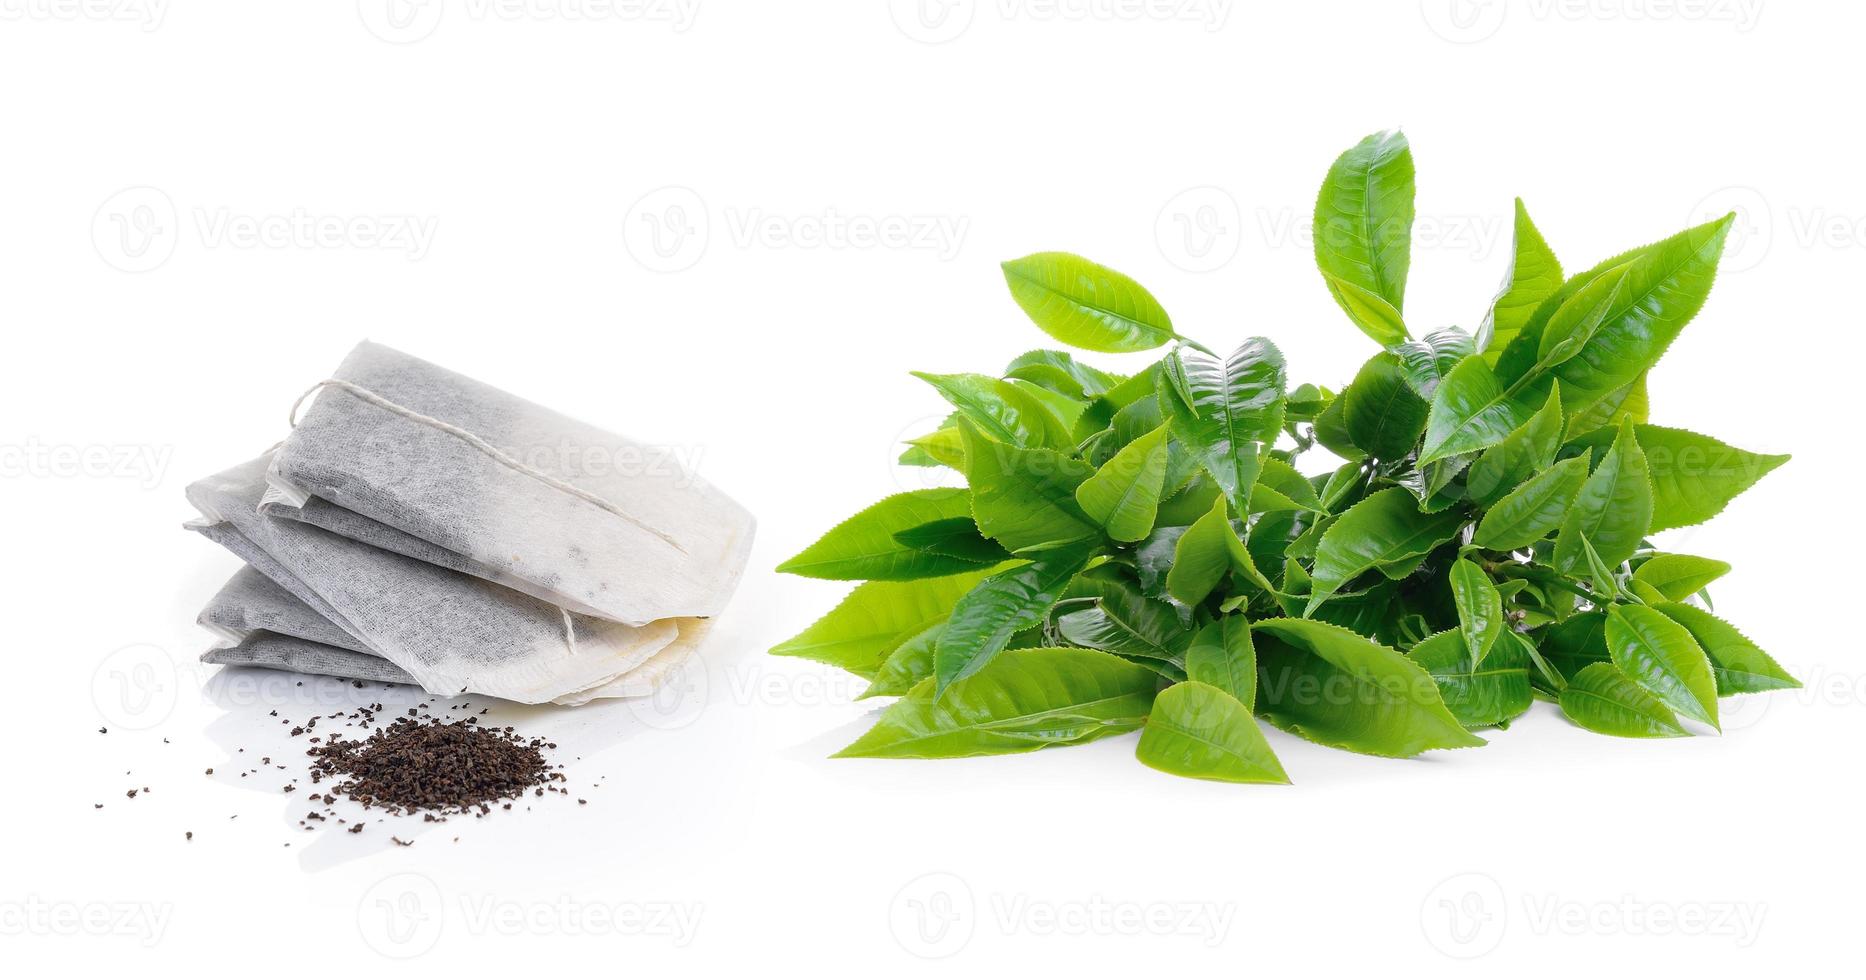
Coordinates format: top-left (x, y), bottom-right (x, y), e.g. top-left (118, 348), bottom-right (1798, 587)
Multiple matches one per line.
top-left (1160, 340), bottom-right (1287, 513)
top-left (1394, 326), bottom-right (1477, 399)
top-left (1655, 603), bottom-right (1799, 695)
top-left (1308, 488), bottom-right (1465, 614)
top-left (1606, 603), bottom-right (1719, 729)
top-left (1253, 618), bottom-right (1487, 757)
top-left (1185, 615), bottom-right (1257, 709)
top-left (1536, 260), bottom-right (1632, 367)
top-left (1314, 129), bottom-right (1415, 332)
top-left (860, 621), bottom-right (944, 699)
top-left (1632, 554), bottom-right (1731, 602)
top-left (1478, 199), bottom-right (1564, 358)
top-left (1472, 455), bottom-right (1589, 551)
top-left (1450, 558), bottom-right (1504, 665)
top-left (1554, 419), bottom-right (1653, 573)
top-left (936, 547), bottom-right (1095, 694)
top-left (1002, 252), bottom-right (1178, 353)
top-left (1406, 629), bottom-right (1532, 730)
top-left (913, 372), bottom-right (1071, 450)
top-left (957, 421), bottom-right (1099, 553)
top-left (1256, 456), bottom-right (1324, 513)
top-left (1570, 424), bottom-right (1789, 533)
top-left (1341, 353), bottom-right (1429, 461)
top-left (1465, 381), bottom-right (1564, 505)
top-left (1559, 662), bottom-right (1688, 738)
top-left (1418, 355), bottom-right (1551, 465)
top-left (1136, 682), bottom-right (1288, 784)
top-left (1074, 423), bottom-right (1169, 542)
top-left (1320, 272), bottom-right (1409, 348)
top-left (835, 648), bottom-right (1159, 759)
top-left (893, 516), bottom-right (1013, 565)
top-left (1003, 349), bottom-right (1122, 400)
top-left (1165, 495), bottom-right (1258, 605)
top-left (771, 566), bottom-right (1003, 678)
top-left (777, 488), bottom-right (983, 580)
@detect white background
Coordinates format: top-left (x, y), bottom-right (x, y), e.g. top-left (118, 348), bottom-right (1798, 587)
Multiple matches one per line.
top-left (2, 1), bottom-right (1859, 974)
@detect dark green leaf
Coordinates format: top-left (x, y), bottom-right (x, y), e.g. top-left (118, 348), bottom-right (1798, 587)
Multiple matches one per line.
top-left (1342, 353), bottom-right (1429, 461)
top-left (1160, 340), bottom-right (1286, 512)
top-left (1655, 603), bottom-right (1799, 695)
top-left (1406, 629), bottom-right (1532, 730)
top-left (1472, 455), bottom-right (1590, 551)
top-left (1554, 419), bottom-right (1653, 573)
top-left (1074, 423), bottom-right (1169, 542)
top-left (1559, 662), bottom-right (1688, 738)
top-left (1308, 487), bottom-right (1464, 614)
top-left (936, 547), bottom-right (1095, 693)
top-left (1450, 558), bottom-right (1504, 665)
top-left (1606, 603), bottom-right (1719, 729)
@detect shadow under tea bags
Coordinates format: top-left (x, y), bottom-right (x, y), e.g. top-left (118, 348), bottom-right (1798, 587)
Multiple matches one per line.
top-left (265, 341), bottom-right (755, 626)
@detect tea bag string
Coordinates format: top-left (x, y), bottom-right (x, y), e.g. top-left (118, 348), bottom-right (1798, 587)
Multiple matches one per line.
top-left (288, 379), bottom-right (687, 554)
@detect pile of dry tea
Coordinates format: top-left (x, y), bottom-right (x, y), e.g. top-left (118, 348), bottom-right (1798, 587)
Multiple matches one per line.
top-left (306, 712), bottom-right (565, 818)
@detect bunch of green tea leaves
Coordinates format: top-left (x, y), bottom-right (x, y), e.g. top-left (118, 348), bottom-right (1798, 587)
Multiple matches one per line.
top-left (772, 130), bottom-right (1798, 784)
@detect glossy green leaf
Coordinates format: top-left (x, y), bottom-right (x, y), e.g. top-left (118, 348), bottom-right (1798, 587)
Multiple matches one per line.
top-left (1314, 129), bottom-right (1415, 329)
top-left (1136, 682), bottom-right (1288, 784)
top-left (1394, 327), bottom-right (1476, 399)
top-left (1655, 603), bottom-right (1799, 695)
top-left (1472, 455), bottom-right (1589, 551)
top-left (1160, 340), bottom-right (1286, 513)
top-left (1559, 662), bottom-right (1688, 738)
top-left (1564, 373), bottom-right (1649, 441)
top-left (957, 421), bottom-right (1099, 553)
top-left (1001, 252), bottom-right (1178, 353)
top-left (1252, 618), bottom-right (1487, 757)
top-left (1311, 392), bottom-right (1363, 460)
top-left (936, 547), bottom-right (1094, 694)
top-left (770, 566), bottom-right (1002, 678)
top-left (1256, 456), bottom-right (1324, 513)
top-left (777, 488), bottom-right (983, 580)
top-left (1536, 260), bottom-right (1632, 367)
top-left (1185, 615), bottom-right (1257, 710)
top-left (1074, 423), bottom-right (1169, 542)
top-left (913, 371), bottom-right (1071, 450)
top-left (893, 515), bottom-right (1012, 565)
top-left (1571, 424), bottom-right (1789, 533)
top-left (1418, 355), bottom-right (1551, 465)
top-left (1537, 216), bottom-right (1735, 409)
top-left (1478, 199), bottom-right (1564, 358)
top-left (1341, 353), bottom-right (1429, 461)
top-left (860, 621), bottom-right (944, 699)
top-left (1539, 610), bottom-right (1609, 683)
top-left (903, 426), bottom-right (965, 469)
top-left (1606, 603), bottom-right (1719, 729)
top-left (835, 648), bottom-right (1159, 759)
top-left (1450, 558), bottom-right (1504, 665)
top-left (1554, 419), bottom-right (1652, 574)
top-left (1465, 381), bottom-right (1564, 505)
top-left (1307, 488), bottom-right (1465, 614)
top-left (1320, 272), bottom-right (1409, 348)
top-left (1632, 554), bottom-right (1731, 602)
top-left (1406, 629), bottom-right (1532, 730)
top-left (1003, 349), bottom-right (1122, 400)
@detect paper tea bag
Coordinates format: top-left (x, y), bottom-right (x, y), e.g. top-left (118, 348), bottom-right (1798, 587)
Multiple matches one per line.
top-left (187, 455), bottom-right (696, 704)
top-left (265, 341), bottom-right (755, 626)
top-left (198, 565), bottom-right (370, 654)
top-left (204, 632), bottom-right (417, 686)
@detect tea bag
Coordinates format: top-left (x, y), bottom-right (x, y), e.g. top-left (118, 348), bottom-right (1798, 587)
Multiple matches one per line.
top-left (198, 565), bottom-right (370, 654)
top-left (205, 632), bottom-right (417, 686)
top-left (265, 341), bottom-right (755, 626)
top-left (187, 455), bottom-right (694, 704)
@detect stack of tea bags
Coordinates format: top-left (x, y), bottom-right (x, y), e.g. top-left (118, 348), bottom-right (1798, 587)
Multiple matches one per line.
top-left (185, 341), bottom-right (755, 705)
